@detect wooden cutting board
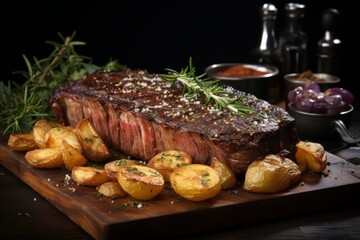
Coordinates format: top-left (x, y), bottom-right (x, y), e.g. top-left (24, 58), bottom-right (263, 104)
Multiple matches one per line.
top-left (1, 143), bottom-right (360, 240)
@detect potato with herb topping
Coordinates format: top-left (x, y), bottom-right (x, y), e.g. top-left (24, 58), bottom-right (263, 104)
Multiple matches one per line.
top-left (61, 140), bottom-right (88, 171)
top-left (45, 126), bottom-right (82, 152)
top-left (105, 159), bottom-right (146, 181)
top-left (75, 118), bottom-right (111, 162)
top-left (170, 164), bottom-right (221, 201)
top-left (32, 119), bottom-right (64, 149)
top-left (117, 165), bottom-right (164, 201)
top-left (147, 150), bottom-right (192, 182)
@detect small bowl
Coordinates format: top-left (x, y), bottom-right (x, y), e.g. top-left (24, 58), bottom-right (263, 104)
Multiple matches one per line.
top-left (287, 102), bottom-right (353, 140)
top-left (205, 63), bottom-right (280, 103)
top-left (284, 72), bottom-right (340, 94)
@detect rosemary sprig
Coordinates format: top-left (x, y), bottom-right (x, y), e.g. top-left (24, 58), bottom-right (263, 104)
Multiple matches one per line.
top-left (160, 58), bottom-right (254, 115)
top-left (0, 32), bottom-right (126, 136)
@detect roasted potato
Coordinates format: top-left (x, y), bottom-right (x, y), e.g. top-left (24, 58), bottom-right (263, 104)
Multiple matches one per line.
top-left (170, 164), bottom-right (221, 201)
top-left (32, 119), bottom-right (63, 149)
top-left (72, 166), bottom-right (110, 186)
top-left (45, 126), bottom-right (82, 153)
top-left (7, 133), bottom-right (38, 151)
top-left (75, 118), bottom-right (111, 162)
top-left (61, 140), bottom-right (88, 171)
top-left (117, 165), bottom-right (164, 201)
top-left (24, 147), bottom-right (64, 168)
top-left (146, 150), bottom-right (192, 182)
top-left (243, 154), bottom-right (301, 194)
top-left (295, 141), bottom-right (327, 173)
top-left (210, 157), bottom-right (237, 190)
top-left (96, 182), bottom-right (128, 199)
top-left (105, 159), bottom-right (146, 181)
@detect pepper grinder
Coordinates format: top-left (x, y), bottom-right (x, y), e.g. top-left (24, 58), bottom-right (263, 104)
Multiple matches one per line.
top-left (255, 3), bottom-right (282, 103)
top-left (257, 3), bottom-right (281, 67)
top-left (317, 8), bottom-right (342, 76)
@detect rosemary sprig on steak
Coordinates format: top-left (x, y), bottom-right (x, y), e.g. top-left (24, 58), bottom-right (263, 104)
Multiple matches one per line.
top-left (160, 58), bottom-right (254, 116)
top-left (0, 32), bottom-right (126, 136)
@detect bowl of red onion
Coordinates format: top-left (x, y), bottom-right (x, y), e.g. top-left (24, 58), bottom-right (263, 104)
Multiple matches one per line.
top-left (286, 81), bottom-right (354, 140)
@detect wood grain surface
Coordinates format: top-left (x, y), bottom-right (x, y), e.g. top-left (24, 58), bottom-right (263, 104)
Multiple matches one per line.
top-left (1, 143), bottom-right (360, 240)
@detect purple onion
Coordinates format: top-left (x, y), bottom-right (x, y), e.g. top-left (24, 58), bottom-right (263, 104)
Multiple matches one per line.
top-left (324, 87), bottom-right (354, 105)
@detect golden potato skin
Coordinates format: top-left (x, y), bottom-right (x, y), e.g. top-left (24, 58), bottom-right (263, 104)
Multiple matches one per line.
top-left (72, 166), bottom-right (110, 186)
top-left (24, 147), bottom-right (64, 168)
top-left (45, 126), bottom-right (82, 153)
top-left (210, 157), bottom-right (237, 190)
top-left (75, 118), bottom-right (111, 162)
top-left (170, 164), bottom-right (221, 201)
top-left (96, 182), bottom-right (128, 199)
top-left (61, 141), bottom-right (88, 171)
top-left (295, 141), bottom-right (327, 173)
top-left (282, 157), bottom-right (302, 185)
top-left (147, 150), bottom-right (192, 182)
top-left (32, 120), bottom-right (63, 149)
top-left (117, 165), bottom-right (164, 201)
top-left (243, 154), bottom-right (301, 194)
top-left (7, 133), bottom-right (38, 151)
top-left (105, 159), bottom-right (146, 182)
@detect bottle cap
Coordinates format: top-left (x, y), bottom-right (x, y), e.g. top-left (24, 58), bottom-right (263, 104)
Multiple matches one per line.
top-left (261, 3), bottom-right (277, 20)
top-left (285, 3), bottom-right (305, 18)
top-left (321, 8), bottom-right (340, 31)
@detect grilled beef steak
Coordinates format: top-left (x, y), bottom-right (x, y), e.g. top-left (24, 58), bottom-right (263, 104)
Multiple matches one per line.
top-left (51, 69), bottom-right (298, 175)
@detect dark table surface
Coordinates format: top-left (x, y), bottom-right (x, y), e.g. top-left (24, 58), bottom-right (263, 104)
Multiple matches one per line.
top-left (1, 101), bottom-right (360, 240)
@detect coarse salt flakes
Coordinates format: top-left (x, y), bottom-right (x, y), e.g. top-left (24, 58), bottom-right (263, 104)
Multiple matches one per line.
top-left (124, 82), bottom-right (134, 87)
top-left (139, 82), bottom-right (148, 87)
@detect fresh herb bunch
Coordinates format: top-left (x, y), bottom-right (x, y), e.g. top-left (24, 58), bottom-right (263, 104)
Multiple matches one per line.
top-left (0, 32), bottom-right (126, 136)
top-left (160, 58), bottom-right (254, 116)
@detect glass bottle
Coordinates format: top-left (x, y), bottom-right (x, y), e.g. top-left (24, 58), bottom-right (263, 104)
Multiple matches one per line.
top-left (317, 8), bottom-right (342, 76)
top-left (279, 3), bottom-right (308, 74)
top-left (254, 3), bottom-right (282, 103)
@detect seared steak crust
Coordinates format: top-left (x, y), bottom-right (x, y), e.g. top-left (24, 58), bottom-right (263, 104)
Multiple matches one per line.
top-left (51, 69), bottom-right (298, 175)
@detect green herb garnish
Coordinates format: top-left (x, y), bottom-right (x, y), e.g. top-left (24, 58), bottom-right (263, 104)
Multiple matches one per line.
top-left (160, 58), bottom-right (254, 116)
top-left (87, 162), bottom-right (104, 170)
top-left (0, 32), bottom-right (126, 136)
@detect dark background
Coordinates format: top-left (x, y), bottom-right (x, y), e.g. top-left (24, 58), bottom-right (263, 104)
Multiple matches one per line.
top-left (4, 0), bottom-right (358, 98)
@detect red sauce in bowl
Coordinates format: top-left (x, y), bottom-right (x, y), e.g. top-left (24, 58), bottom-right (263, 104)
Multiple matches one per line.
top-left (216, 65), bottom-right (270, 77)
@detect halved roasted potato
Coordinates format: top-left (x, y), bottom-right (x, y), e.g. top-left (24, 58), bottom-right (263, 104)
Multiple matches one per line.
top-left (61, 140), bottom-right (88, 171)
top-left (146, 150), bottom-right (192, 182)
top-left (45, 126), bottom-right (82, 153)
top-left (170, 164), bottom-right (221, 201)
top-left (96, 182), bottom-right (128, 199)
top-left (32, 119), bottom-right (63, 149)
top-left (105, 159), bottom-right (146, 181)
top-left (210, 157), bottom-right (237, 190)
top-left (7, 133), bottom-right (38, 151)
top-left (24, 147), bottom-right (64, 168)
top-left (243, 154), bottom-right (301, 193)
top-left (295, 141), bottom-right (327, 173)
top-left (75, 118), bottom-right (111, 162)
top-left (117, 165), bottom-right (164, 201)
top-left (72, 166), bottom-right (110, 186)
